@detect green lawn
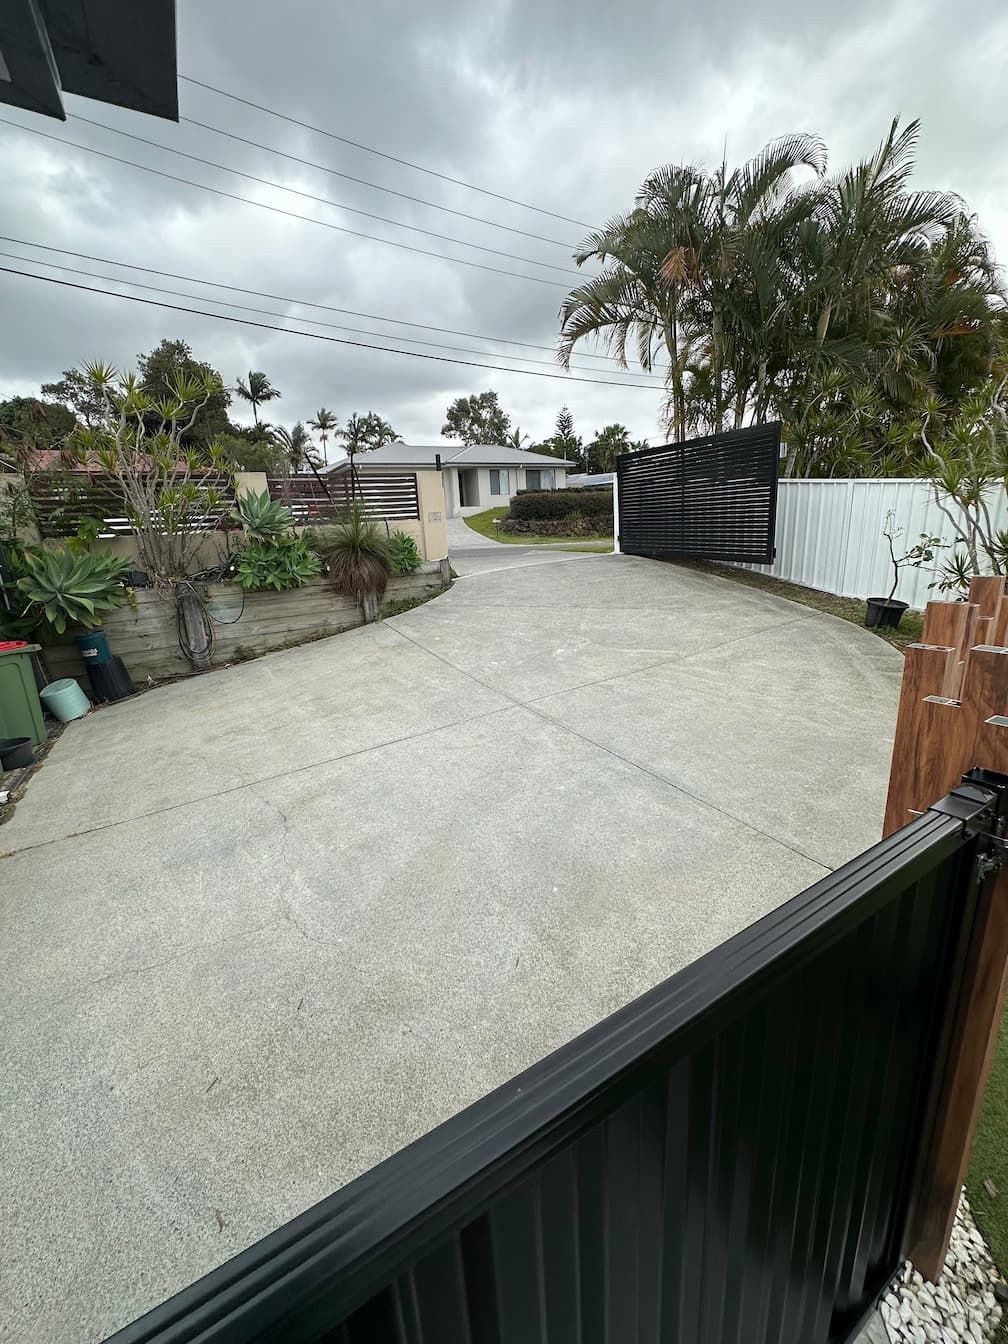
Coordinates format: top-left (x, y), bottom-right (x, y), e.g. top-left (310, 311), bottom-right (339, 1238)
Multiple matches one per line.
top-left (968, 1013), bottom-right (1008, 1322)
top-left (463, 507), bottom-right (613, 554)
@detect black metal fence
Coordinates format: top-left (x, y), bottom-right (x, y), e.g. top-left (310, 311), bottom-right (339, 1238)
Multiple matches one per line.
top-left (110, 777), bottom-right (1002, 1344)
top-left (617, 423), bottom-right (780, 563)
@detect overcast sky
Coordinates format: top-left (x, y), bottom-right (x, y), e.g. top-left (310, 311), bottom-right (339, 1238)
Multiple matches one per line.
top-left (1, 0), bottom-right (1006, 455)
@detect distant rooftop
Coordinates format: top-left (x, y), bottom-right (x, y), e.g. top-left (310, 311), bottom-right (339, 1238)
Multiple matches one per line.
top-left (326, 443), bottom-right (573, 471)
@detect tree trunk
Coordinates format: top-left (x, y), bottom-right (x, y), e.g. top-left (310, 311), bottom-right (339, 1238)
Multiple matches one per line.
top-left (711, 309), bottom-right (725, 434)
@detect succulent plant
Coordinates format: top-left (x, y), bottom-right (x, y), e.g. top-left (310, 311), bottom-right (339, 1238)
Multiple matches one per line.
top-left (232, 489), bottom-right (293, 543)
top-left (17, 547), bottom-right (130, 634)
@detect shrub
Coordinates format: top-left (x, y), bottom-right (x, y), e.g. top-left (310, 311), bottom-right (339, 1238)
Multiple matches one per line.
top-left (17, 546), bottom-right (130, 633)
top-left (310, 505), bottom-right (394, 606)
top-left (500, 515), bottom-right (611, 538)
top-left (232, 488), bottom-right (293, 542)
top-left (388, 530), bottom-right (421, 575)
top-left (233, 535), bottom-right (320, 591)
top-left (509, 488), bottom-right (612, 522)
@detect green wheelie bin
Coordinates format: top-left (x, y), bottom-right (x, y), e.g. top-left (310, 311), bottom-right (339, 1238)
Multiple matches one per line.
top-left (0, 643), bottom-right (46, 747)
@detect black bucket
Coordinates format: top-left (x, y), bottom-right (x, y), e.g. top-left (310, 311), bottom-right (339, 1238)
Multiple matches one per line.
top-left (0, 737), bottom-right (34, 769)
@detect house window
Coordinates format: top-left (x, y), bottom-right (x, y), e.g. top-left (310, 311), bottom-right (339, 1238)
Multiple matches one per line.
top-left (525, 468), bottom-right (554, 491)
top-left (489, 468), bottom-right (509, 497)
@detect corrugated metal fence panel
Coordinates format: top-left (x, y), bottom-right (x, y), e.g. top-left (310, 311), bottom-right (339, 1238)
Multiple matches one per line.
top-left (738, 479), bottom-right (1008, 609)
top-left (109, 800), bottom-right (986, 1344)
top-left (267, 473), bottom-right (420, 522)
top-left (617, 424), bottom-right (780, 564)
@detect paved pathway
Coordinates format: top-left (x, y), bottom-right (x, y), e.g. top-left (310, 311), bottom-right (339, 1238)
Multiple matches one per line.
top-left (0, 554), bottom-right (904, 1340)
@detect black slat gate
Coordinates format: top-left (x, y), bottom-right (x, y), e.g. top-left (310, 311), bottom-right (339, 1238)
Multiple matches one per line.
top-left (108, 775), bottom-right (1006, 1344)
top-left (617, 422), bottom-right (781, 564)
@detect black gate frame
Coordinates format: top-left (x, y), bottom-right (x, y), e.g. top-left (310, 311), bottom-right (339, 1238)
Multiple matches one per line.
top-left (616, 422), bottom-right (781, 564)
top-left (109, 774), bottom-right (1005, 1344)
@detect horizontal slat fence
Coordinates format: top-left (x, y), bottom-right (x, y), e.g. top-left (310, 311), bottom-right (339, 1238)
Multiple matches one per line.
top-left (28, 472), bottom-right (235, 538)
top-left (617, 424), bottom-right (780, 564)
top-left (267, 472), bottom-right (419, 523)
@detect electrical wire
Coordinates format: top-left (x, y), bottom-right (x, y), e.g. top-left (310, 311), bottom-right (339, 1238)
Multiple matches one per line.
top-left (0, 266), bottom-right (663, 390)
top-left (178, 114), bottom-right (576, 248)
top-left (179, 75), bottom-right (595, 230)
top-left (68, 113), bottom-right (582, 277)
top-left (0, 236), bottom-right (644, 368)
top-left (0, 250), bottom-right (665, 384)
top-left (0, 117), bottom-right (568, 288)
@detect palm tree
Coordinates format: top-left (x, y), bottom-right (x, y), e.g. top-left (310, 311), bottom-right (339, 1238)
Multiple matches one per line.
top-left (269, 421), bottom-right (316, 472)
top-left (505, 427), bottom-right (529, 450)
top-left (560, 119), bottom-right (1003, 465)
top-left (235, 370), bottom-right (281, 425)
top-left (340, 412), bottom-right (370, 456)
top-left (362, 413), bottom-right (401, 449)
top-left (559, 137), bottom-right (827, 439)
top-left (776, 120), bottom-right (999, 474)
top-left (308, 407), bottom-right (338, 463)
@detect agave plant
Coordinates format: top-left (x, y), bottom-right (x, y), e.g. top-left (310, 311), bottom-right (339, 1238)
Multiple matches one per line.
top-left (18, 547), bottom-right (130, 634)
top-left (231, 488), bottom-right (293, 542)
top-left (310, 505), bottom-right (393, 612)
top-left (233, 535), bottom-right (320, 591)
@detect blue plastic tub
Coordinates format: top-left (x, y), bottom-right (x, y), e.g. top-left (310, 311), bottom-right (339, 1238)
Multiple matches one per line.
top-left (40, 678), bottom-right (91, 722)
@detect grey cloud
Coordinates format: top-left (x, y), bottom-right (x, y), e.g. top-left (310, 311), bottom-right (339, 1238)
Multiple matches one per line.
top-left (1, 0), bottom-right (1006, 448)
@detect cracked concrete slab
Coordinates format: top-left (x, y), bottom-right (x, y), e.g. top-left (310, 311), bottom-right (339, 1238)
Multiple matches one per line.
top-left (0, 554), bottom-right (902, 1340)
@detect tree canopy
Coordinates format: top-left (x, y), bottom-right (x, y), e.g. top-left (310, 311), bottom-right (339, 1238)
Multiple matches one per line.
top-left (340, 411), bottom-right (402, 455)
top-left (442, 390), bottom-right (511, 444)
top-left (586, 424), bottom-right (632, 472)
top-left (235, 370), bottom-right (281, 425)
top-left (136, 339), bottom-right (232, 444)
top-left (533, 405), bottom-right (583, 461)
top-left (0, 396), bottom-right (75, 455)
top-left (559, 119), bottom-right (1007, 477)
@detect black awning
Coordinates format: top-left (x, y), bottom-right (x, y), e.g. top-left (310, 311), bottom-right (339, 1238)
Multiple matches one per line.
top-left (0, 0), bottom-right (178, 122)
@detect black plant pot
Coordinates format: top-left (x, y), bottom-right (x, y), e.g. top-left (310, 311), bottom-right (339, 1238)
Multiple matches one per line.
top-left (0, 736), bottom-right (34, 769)
top-left (865, 597), bottom-right (909, 630)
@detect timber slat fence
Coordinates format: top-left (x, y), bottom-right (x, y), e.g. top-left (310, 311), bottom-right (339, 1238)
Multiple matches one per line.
top-left (28, 471), bottom-right (236, 538)
top-left (267, 472), bottom-right (420, 523)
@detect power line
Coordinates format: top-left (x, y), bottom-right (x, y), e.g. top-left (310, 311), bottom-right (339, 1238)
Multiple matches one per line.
top-left (69, 113), bottom-right (582, 278)
top-left (179, 115), bottom-right (575, 249)
top-left (0, 117), bottom-right (569, 289)
top-left (0, 266), bottom-right (662, 391)
top-left (0, 237), bottom-right (651, 370)
top-left (0, 249), bottom-right (664, 383)
top-left (179, 74), bottom-right (595, 231)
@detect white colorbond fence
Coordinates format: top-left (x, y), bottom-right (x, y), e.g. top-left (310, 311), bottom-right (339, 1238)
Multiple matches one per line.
top-left (736, 478), bottom-right (1008, 611)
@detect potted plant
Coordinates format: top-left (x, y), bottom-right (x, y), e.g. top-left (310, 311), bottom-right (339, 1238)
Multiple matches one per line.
top-left (865, 512), bottom-right (941, 630)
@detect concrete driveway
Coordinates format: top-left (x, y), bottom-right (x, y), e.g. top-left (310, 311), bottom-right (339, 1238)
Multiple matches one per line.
top-left (0, 553), bottom-right (903, 1341)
